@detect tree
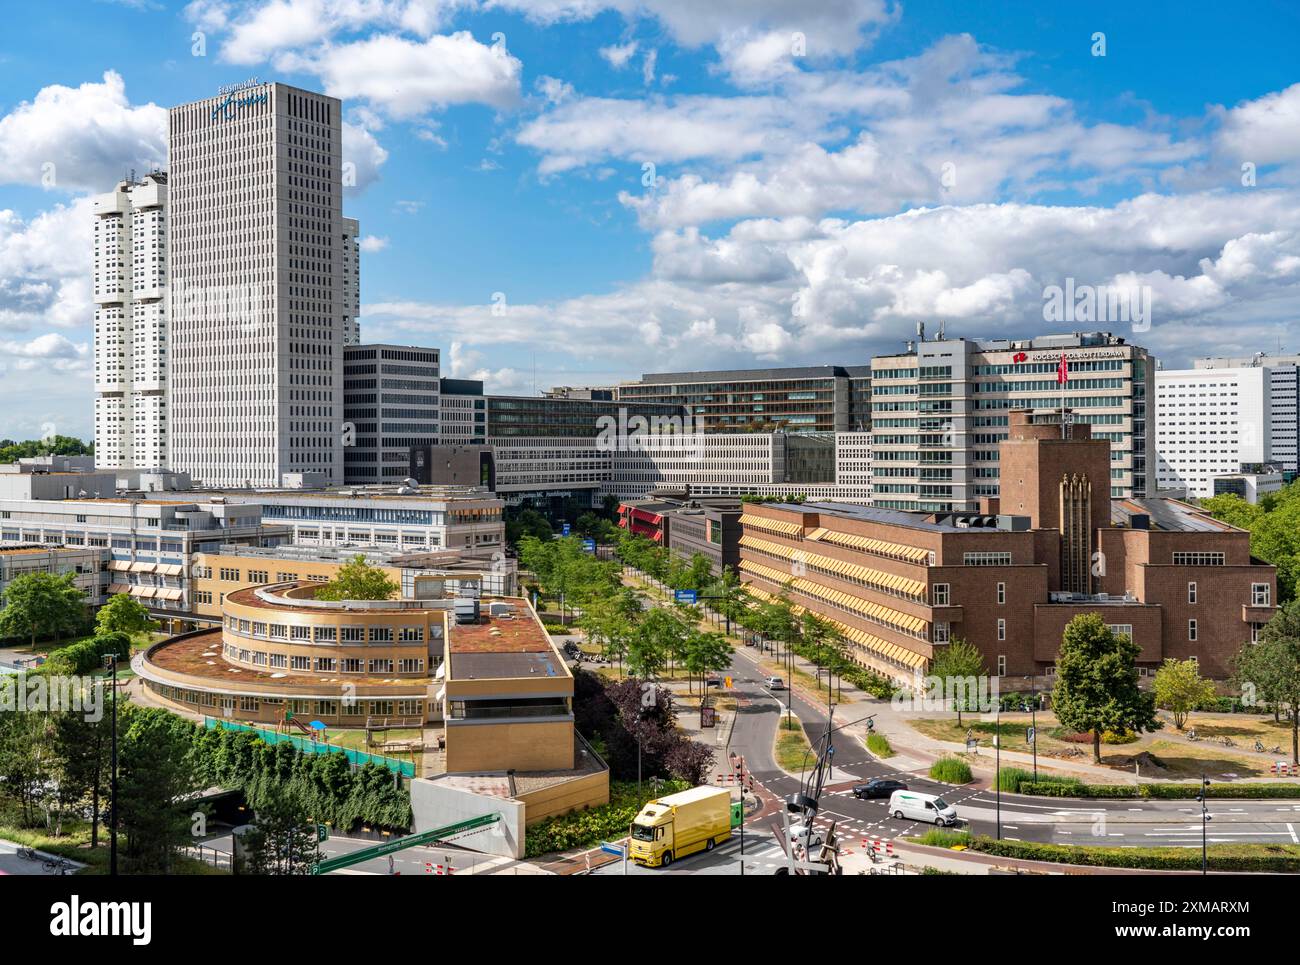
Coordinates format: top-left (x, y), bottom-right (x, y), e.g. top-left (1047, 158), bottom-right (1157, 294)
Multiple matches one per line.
top-left (1153, 658), bottom-right (1216, 730)
top-left (314, 555), bottom-right (398, 602)
top-left (928, 638), bottom-right (987, 726)
top-left (1205, 484), bottom-right (1300, 603)
top-left (95, 593), bottom-right (158, 637)
top-left (683, 630), bottom-right (733, 695)
top-left (1236, 601), bottom-right (1300, 763)
top-left (240, 785), bottom-right (322, 875)
top-left (118, 706), bottom-right (203, 873)
top-left (0, 571), bottom-right (86, 648)
top-left (1052, 614), bottom-right (1157, 763)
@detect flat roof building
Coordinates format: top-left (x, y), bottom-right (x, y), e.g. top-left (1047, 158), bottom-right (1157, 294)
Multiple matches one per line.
top-left (739, 410), bottom-right (1275, 682)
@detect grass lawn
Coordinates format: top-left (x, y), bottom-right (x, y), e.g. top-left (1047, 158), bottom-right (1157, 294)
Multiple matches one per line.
top-left (908, 715), bottom-right (1075, 756)
top-left (1131, 740), bottom-right (1273, 779)
top-left (0, 797), bottom-right (225, 875)
top-left (1173, 713), bottom-right (1298, 751)
top-left (775, 716), bottom-right (814, 774)
top-left (326, 727), bottom-right (423, 757)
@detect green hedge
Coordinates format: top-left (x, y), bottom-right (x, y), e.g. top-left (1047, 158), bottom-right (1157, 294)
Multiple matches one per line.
top-left (41, 631), bottom-right (132, 676)
top-left (1017, 780), bottom-right (1300, 799)
top-left (929, 757), bottom-right (972, 784)
top-left (996, 767), bottom-right (1036, 793)
top-left (523, 779), bottom-right (690, 858)
top-left (961, 835), bottom-right (1300, 873)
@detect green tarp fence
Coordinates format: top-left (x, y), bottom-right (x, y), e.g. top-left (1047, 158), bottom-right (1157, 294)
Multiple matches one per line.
top-left (203, 717), bottom-right (416, 777)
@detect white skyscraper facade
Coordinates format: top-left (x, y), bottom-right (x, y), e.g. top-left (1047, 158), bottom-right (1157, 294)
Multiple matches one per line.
top-left (1194, 354), bottom-right (1300, 475)
top-left (1155, 366), bottom-right (1273, 498)
top-left (168, 81), bottom-right (349, 487)
top-left (92, 172), bottom-right (169, 469)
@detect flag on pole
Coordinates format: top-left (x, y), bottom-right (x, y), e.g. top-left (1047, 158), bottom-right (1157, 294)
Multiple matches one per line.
top-left (1056, 353), bottom-right (1069, 385)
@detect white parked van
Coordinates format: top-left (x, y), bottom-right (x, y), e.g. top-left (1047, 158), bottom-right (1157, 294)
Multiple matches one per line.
top-left (888, 790), bottom-right (958, 827)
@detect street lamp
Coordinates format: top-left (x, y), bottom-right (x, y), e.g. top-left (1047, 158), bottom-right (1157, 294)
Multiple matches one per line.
top-left (1196, 774), bottom-right (1212, 875)
top-left (103, 653), bottom-right (119, 877)
top-left (995, 697), bottom-right (1002, 840)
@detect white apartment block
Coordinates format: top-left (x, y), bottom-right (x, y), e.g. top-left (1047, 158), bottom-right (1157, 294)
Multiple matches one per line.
top-left (491, 437), bottom-right (612, 503)
top-left (870, 330), bottom-right (1154, 513)
top-left (93, 172), bottom-right (169, 469)
top-left (342, 345), bottom-right (439, 484)
top-left (342, 217), bottom-right (361, 346)
top-left (168, 81), bottom-right (350, 488)
top-left (1155, 366), bottom-right (1273, 498)
top-left (1195, 354), bottom-right (1300, 475)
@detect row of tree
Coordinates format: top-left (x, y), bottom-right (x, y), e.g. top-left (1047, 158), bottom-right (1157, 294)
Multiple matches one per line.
top-left (0, 435), bottom-right (92, 465)
top-left (1204, 482), bottom-right (1300, 603)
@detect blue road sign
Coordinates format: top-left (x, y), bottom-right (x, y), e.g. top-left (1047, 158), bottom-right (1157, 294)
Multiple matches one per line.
top-left (582, 538), bottom-right (596, 553)
top-left (562, 522), bottom-right (571, 537)
top-left (600, 842), bottom-right (626, 857)
top-left (674, 589), bottom-right (698, 604)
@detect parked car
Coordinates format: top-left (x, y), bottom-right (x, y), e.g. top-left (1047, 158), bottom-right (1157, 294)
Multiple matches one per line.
top-left (852, 778), bottom-right (907, 800)
top-left (705, 676), bottom-right (722, 688)
top-left (765, 676), bottom-right (785, 690)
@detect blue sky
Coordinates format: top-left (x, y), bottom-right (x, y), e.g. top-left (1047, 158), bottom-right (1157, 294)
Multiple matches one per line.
top-left (0, 0), bottom-right (1298, 440)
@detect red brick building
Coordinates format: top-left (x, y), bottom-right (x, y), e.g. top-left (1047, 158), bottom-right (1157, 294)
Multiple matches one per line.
top-left (738, 411), bottom-right (1276, 683)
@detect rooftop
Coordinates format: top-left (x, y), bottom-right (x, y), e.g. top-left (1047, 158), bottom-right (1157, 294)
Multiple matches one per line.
top-left (446, 600), bottom-right (565, 681)
top-left (1112, 498), bottom-right (1238, 533)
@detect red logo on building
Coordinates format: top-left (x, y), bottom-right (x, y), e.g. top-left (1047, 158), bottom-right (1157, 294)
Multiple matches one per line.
top-left (1012, 351), bottom-right (1027, 363)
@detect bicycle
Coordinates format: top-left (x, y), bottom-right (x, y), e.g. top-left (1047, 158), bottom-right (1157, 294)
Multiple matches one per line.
top-left (16, 845), bottom-right (37, 862)
top-left (1221, 736), bottom-right (1235, 748)
top-left (1256, 740), bottom-right (1266, 753)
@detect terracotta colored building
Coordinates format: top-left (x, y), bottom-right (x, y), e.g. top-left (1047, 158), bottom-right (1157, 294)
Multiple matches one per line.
top-left (738, 410), bottom-right (1277, 682)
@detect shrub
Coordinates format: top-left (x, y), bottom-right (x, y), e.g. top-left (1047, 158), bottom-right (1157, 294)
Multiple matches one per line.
top-left (996, 767), bottom-right (1035, 793)
top-left (929, 757), bottom-right (972, 784)
top-left (1017, 781), bottom-right (1300, 800)
top-left (866, 733), bottom-right (894, 758)
top-left (523, 779), bottom-right (690, 858)
top-left (915, 828), bottom-right (969, 848)
top-left (964, 836), bottom-right (1300, 873)
top-left (1100, 728), bottom-right (1138, 744)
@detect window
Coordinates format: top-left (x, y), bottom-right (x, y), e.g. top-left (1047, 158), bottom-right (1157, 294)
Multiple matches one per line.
top-left (932, 583), bottom-right (950, 606)
top-left (314, 657), bottom-right (336, 672)
top-left (248, 570), bottom-right (269, 584)
top-left (997, 619), bottom-right (1006, 641)
top-left (933, 622), bottom-right (949, 644)
top-left (398, 658), bottom-right (424, 674)
top-left (1188, 619), bottom-right (1197, 642)
top-left (996, 582), bottom-right (1005, 605)
top-left (996, 655), bottom-right (1006, 676)
top-left (342, 658), bottom-right (364, 673)
top-left (369, 658), bottom-right (394, 674)
top-left (964, 552), bottom-right (1012, 566)
top-left (369, 627), bottom-right (393, 643)
top-left (1172, 552), bottom-right (1224, 566)
top-left (291, 656), bottom-right (310, 671)
top-left (1187, 582), bottom-right (1197, 604)
top-left (1252, 583), bottom-right (1271, 606)
top-left (1251, 623), bottom-right (1263, 644)
top-left (291, 625), bottom-right (310, 640)
top-left (315, 626), bottom-right (336, 643)
top-left (219, 567), bottom-right (240, 582)
top-left (341, 627), bottom-right (365, 643)
top-left (400, 626), bottom-right (423, 643)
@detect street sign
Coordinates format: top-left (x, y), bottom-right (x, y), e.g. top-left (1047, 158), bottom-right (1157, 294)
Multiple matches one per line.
top-left (317, 824), bottom-right (329, 843)
top-left (582, 538), bottom-right (596, 553)
top-left (674, 589), bottom-right (698, 604)
top-left (599, 842), bottom-right (625, 857)
top-left (561, 522), bottom-right (571, 537)
top-left (1026, 726), bottom-right (1036, 743)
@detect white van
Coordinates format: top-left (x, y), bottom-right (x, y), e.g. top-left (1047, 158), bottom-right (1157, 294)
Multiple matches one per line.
top-left (888, 790), bottom-right (958, 827)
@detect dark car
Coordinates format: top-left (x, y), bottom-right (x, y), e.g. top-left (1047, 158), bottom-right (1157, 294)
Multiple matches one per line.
top-left (852, 778), bottom-right (908, 800)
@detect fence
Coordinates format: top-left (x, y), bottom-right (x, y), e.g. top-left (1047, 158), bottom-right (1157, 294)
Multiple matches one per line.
top-left (203, 717), bottom-right (416, 777)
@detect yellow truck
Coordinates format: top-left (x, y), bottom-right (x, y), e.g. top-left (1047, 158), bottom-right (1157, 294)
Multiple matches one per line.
top-left (628, 785), bottom-right (732, 867)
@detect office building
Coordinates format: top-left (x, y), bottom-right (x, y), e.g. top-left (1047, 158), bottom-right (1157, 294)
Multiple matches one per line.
top-left (1155, 366), bottom-right (1274, 499)
top-left (93, 172), bottom-right (169, 470)
top-left (619, 365), bottom-right (872, 433)
top-left (869, 330), bottom-right (1154, 513)
top-left (168, 81), bottom-right (353, 487)
top-left (738, 411), bottom-right (1275, 683)
top-left (1194, 353), bottom-right (1300, 476)
top-left (343, 344), bottom-right (440, 483)
top-left (0, 545), bottom-right (110, 609)
top-left (342, 217), bottom-right (361, 346)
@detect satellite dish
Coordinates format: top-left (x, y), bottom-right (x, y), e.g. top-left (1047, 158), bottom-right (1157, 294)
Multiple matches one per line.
top-left (403, 477), bottom-right (419, 489)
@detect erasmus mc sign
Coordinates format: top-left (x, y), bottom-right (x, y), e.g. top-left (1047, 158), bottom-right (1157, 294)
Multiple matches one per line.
top-left (212, 78), bottom-right (268, 121)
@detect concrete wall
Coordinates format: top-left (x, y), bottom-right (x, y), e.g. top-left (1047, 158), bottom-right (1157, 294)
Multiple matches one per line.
top-left (516, 770), bottom-right (610, 826)
top-left (410, 778), bottom-right (526, 859)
